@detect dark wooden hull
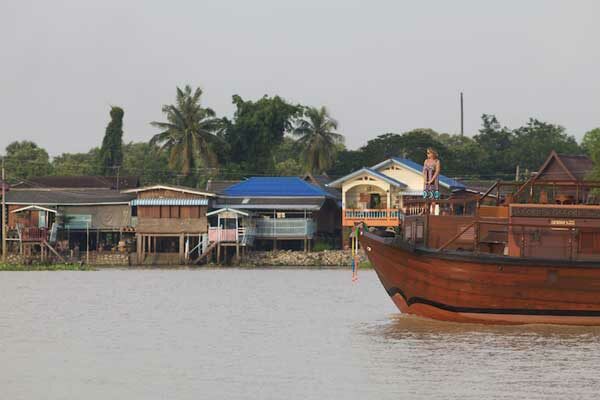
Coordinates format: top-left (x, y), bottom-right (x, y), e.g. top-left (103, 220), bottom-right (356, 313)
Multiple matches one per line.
top-left (360, 230), bottom-right (600, 325)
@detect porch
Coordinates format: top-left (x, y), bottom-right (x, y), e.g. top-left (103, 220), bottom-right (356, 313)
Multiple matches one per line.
top-left (208, 226), bottom-right (255, 245)
top-left (342, 209), bottom-right (401, 227)
top-left (340, 173), bottom-right (406, 227)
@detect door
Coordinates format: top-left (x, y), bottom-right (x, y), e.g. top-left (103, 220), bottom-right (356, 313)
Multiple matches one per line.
top-left (369, 193), bottom-right (381, 209)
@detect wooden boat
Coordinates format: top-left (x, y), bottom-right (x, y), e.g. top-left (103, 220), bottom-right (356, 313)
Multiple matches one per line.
top-left (359, 181), bottom-right (600, 325)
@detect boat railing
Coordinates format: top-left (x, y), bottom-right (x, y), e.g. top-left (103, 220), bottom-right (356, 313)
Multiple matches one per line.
top-left (478, 179), bottom-right (600, 206)
top-left (434, 218), bottom-right (600, 262)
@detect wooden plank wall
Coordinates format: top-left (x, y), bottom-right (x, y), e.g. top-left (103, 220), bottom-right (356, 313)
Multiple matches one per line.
top-left (138, 206), bottom-right (203, 219)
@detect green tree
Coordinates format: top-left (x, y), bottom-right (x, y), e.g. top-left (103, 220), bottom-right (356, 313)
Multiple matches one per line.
top-left (122, 142), bottom-right (173, 185)
top-left (292, 106), bottom-right (344, 174)
top-left (511, 119), bottom-right (580, 172)
top-left (582, 128), bottom-right (600, 163)
top-left (473, 114), bottom-right (515, 175)
top-left (328, 149), bottom-right (365, 177)
top-left (436, 135), bottom-right (486, 178)
top-left (150, 85), bottom-right (224, 179)
top-left (357, 133), bottom-right (404, 166)
top-left (358, 129), bottom-right (445, 167)
top-left (398, 129), bottom-right (447, 163)
top-left (99, 106), bottom-right (124, 175)
top-left (224, 95), bottom-right (303, 173)
top-left (273, 137), bottom-right (303, 175)
top-left (52, 149), bottom-right (100, 176)
top-left (582, 128), bottom-right (600, 181)
top-left (3, 141), bottom-right (52, 181)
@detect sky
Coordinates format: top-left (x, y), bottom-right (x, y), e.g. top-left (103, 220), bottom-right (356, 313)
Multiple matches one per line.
top-left (2, 0), bottom-right (600, 157)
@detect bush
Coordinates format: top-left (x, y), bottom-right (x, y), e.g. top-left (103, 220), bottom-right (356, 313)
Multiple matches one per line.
top-left (313, 241), bottom-right (333, 252)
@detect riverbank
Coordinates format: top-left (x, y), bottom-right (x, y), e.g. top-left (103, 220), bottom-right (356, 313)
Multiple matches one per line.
top-left (239, 249), bottom-right (370, 268)
top-left (0, 250), bottom-right (372, 270)
top-left (0, 263), bottom-right (94, 271)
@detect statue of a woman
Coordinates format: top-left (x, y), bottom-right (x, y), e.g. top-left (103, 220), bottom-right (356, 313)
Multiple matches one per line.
top-left (423, 147), bottom-right (440, 200)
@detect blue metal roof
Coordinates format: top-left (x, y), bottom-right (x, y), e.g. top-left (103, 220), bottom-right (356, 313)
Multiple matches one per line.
top-left (223, 177), bottom-right (330, 197)
top-left (387, 157), bottom-right (466, 189)
top-left (131, 198), bottom-right (208, 206)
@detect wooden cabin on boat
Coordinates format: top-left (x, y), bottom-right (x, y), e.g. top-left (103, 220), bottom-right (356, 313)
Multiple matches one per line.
top-left (326, 156), bottom-right (465, 243)
top-left (123, 185), bottom-right (215, 264)
top-left (401, 151), bottom-right (600, 262)
top-left (214, 177), bottom-right (340, 251)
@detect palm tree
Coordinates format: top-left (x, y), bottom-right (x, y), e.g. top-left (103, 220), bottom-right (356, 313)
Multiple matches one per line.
top-left (150, 85), bottom-right (223, 176)
top-left (292, 106), bottom-right (344, 174)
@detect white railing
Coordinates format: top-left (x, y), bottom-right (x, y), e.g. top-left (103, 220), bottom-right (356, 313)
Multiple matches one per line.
top-left (255, 218), bottom-right (316, 238)
top-left (344, 209), bottom-right (401, 219)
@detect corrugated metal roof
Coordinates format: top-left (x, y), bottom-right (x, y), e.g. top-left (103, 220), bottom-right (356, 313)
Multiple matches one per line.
top-left (224, 177), bottom-right (330, 197)
top-left (131, 198), bottom-right (208, 206)
top-left (205, 180), bottom-right (241, 195)
top-left (12, 176), bottom-right (140, 190)
top-left (5, 189), bottom-right (135, 205)
top-left (215, 196), bottom-right (326, 210)
top-left (123, 184), bottom-right (215, 197)
top-left (302, 174), bottom-right (342, 200)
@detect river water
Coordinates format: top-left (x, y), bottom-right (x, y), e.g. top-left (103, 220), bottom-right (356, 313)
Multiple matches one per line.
top-left (1, 269), bottom-right (600, 399)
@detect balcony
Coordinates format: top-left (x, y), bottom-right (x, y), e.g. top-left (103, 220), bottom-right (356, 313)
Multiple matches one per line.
top-left (342, 208), bottom-right (402, 227)
top-left (208, 227), bottom-right (255, 245)
top-left (18, 226), bottom-right (50, 242)
top-left (255, 218), bottom-right (316, 239)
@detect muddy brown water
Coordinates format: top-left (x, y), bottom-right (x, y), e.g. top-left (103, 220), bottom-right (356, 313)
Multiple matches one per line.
top-left (1, 269), bottom-right (599, 399)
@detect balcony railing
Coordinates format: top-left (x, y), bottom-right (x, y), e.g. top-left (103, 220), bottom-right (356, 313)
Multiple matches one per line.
top-left (255, 218), bottom-right (316, 238)
top-left (17, 226), bottom-right (50, 242)
top-left (209, 227), bottom-right (255, 245)
top-left (342, 208), bottom-right (402, 227)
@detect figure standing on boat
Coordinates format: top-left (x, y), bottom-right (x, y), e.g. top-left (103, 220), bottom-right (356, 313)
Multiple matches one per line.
top-left (423, 147), bottom-right (441, 202)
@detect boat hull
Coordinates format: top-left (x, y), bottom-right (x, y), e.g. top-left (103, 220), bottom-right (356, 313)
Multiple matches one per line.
top-left (360, 231), bottom-right (600, 325)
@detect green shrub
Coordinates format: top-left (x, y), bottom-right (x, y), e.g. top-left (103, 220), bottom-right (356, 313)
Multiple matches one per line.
top-left (0, 263), bottom-right (94, 271)
top-left (313, 241), bottom-right (333, 252)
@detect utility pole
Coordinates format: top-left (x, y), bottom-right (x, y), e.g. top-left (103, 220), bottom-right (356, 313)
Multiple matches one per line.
top-left (86, 221), bottom-right (90, 265)
top-left (115, 165), bottom-right (120, 191)
top-left (460, 92), bottom-right (464, 136)
top-left (2, 157), bottom-right (6, 263)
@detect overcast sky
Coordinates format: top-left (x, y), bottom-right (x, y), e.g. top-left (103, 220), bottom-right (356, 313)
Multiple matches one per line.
top-left (2, 0), bottom-right (599, 156)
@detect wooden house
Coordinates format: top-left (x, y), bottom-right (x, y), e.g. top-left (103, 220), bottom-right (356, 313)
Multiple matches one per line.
top-left (123, 185), bottom-right (215, 264)
top-left (327, 157), bottom-right (465, 243)
top-left (4, 187), bottom-right (135, 258)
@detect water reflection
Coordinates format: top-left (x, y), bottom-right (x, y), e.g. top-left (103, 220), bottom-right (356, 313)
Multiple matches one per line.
top-left (374, 314), bottom-right (600, 341)
top-left (358, 313), bottom-right (600, 399)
